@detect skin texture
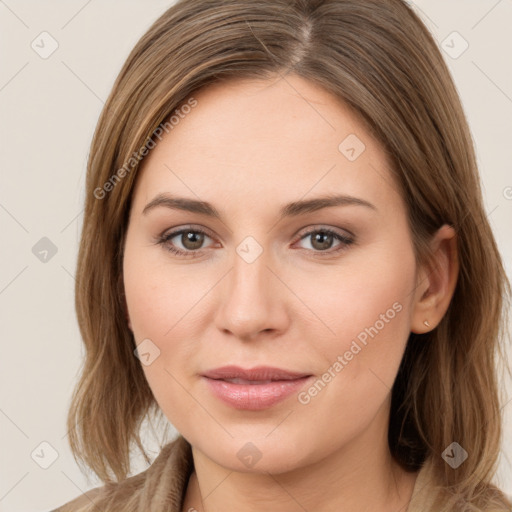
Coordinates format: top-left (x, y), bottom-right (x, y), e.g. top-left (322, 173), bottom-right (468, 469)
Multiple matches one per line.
top-left (123, 74), bottom-right (458, 512)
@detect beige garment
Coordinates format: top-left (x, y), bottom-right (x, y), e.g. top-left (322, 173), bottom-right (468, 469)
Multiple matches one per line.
top-left (52, 435), bottom-right (509, 512)
top-left (407, 456), bottom-right (438, 511)
top-left (53, 436), bottom-right (193, 512)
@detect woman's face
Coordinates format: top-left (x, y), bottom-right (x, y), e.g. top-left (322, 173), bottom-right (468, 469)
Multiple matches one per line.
top-left (123, 75), bottom-right (421, 473)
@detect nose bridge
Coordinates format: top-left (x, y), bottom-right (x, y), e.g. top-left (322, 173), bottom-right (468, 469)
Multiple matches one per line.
top-left (214, 236), bottom-right (287, 339)
top-left (231, 242), bottom-right (270, 302)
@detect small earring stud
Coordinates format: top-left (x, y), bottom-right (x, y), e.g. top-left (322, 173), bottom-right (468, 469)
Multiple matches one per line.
top-left (423, 320), bottom-right (430, 327)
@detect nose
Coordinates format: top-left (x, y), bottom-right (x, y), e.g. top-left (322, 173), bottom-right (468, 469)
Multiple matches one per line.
top-left (214, 244), bottom-right (290, 342)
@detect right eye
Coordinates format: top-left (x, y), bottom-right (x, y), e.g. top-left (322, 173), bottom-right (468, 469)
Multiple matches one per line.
top-left (157, 226), bottom-right (216, 258)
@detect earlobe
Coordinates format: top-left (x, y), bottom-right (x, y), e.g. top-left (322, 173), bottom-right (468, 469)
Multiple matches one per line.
top-left (410, 224), bottom-right (459, 334)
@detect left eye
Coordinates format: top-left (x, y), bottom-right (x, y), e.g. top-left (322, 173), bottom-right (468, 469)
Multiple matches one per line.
top-left (296, 228), bottom-right (354, 253)
top-left (157, 226), bottom-right (354, 257)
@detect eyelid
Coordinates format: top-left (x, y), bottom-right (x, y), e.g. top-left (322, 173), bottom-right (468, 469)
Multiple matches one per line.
top-left (293, 223), bottom-right (355, 240)
top-left (159, 224), bottom-right (215, 240)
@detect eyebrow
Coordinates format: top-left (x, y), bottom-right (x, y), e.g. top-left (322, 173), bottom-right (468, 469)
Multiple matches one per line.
top-left (142, 193), bottom-right (377, 220)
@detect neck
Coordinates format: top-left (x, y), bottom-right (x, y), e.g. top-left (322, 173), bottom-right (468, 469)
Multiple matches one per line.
top-left (182, 403), bottom-right (418, 512)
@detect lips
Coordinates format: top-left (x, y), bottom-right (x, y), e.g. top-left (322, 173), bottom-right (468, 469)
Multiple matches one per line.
top-left (201, 365), bottom-right (313, 410)
top-left (201, 365), bottom-right (310, 381)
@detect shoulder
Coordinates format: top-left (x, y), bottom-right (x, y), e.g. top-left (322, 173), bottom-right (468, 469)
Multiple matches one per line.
top-left (408, 457), bottom-right (512, 512)
top-left (50, 486), bottom-right (105, 512)
top-left (52, 435), bottom-right (193, 512)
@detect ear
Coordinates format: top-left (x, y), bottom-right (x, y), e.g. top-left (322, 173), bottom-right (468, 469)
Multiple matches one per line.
top-left (410, 224), bottom-right (459, 334)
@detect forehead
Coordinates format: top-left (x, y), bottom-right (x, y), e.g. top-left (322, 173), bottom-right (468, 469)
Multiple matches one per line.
top-left (132, 75), bottom-right (402, 217)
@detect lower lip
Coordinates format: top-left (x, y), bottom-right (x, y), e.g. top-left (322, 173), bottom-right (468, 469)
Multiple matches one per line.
top-left (203, 376), bottom-right (313, 410)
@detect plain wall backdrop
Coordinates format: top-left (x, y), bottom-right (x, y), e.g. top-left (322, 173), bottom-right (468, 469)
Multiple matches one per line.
top-left (1, 1), bottom-right (511, 510)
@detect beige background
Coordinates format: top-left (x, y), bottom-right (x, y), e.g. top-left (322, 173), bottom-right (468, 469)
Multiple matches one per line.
top-left (1, 1), bottom-right (511, 510)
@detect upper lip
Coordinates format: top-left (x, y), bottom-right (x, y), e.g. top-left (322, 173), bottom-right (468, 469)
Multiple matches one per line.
top-left (201, 365), bottom-right (311, 381)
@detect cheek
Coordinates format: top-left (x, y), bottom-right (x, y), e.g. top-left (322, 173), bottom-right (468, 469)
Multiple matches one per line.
top-left (123, 246), bottom-right (204, 430)
top-left (123, 242), bottom-right (208, 390)
top-left (123, 243), bottom-right (199, 338)
top-left (297, 243), bottom-right (416, 383)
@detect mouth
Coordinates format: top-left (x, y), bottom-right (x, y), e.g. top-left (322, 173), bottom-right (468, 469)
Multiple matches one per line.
top-left (201, 365), bottom-right (313, 410)
top-left (217, 378), bottom-right (278, 385)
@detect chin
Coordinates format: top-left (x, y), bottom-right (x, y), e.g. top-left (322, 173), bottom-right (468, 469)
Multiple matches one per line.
top-left (193, 433), bottom-right (318, 475)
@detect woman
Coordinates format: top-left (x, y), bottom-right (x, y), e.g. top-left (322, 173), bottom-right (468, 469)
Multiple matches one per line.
top-left (53, 0), bottom-right (511, 510)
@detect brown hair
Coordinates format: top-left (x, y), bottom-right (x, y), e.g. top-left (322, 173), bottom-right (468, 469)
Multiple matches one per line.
top-left (66, 0), bottom-right (511, 509)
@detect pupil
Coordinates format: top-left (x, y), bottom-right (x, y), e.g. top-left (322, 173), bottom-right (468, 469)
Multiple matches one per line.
top-left (184, 231), bottom-right (204, 249)
top-left (313, 232), bottom-right (332, 250)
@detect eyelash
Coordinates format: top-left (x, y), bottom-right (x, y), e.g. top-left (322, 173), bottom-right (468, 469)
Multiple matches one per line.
top-left (156, 225), bottom-right (354, 259)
